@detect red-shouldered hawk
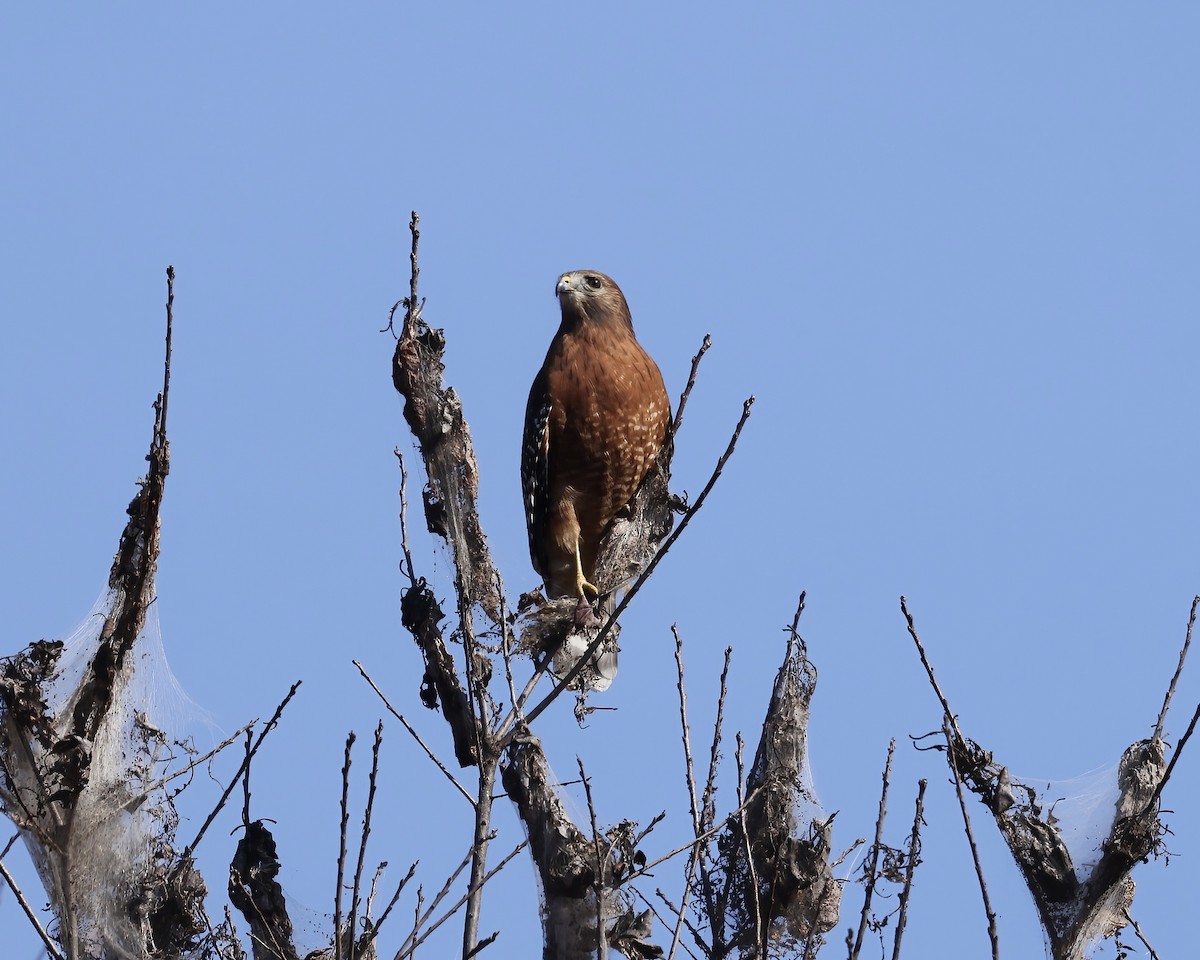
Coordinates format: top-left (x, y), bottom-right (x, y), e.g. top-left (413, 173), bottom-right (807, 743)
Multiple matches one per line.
top-left (522, 270), bottom-right (671, 603)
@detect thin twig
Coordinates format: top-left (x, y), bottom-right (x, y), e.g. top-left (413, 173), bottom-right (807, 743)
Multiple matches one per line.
top-left (240, 730), bottom-right (253, 824)
top-left (370, 860), bottom-right (418, 942)
top-left (620, 784), bottom-right (765, 885)
top-left (672, 333), bottom-right (713, 437)
top-left (350, 723), bottom-right (385, 959)
top-left (335, 732), bottom-right (356, 960)
top-left (1141, 696), bottom-right (1200, 818)
top-left (655, 887), bottom-right (708, 960)
top-left (398, 859), bottom-right (462, 960)
top-left (632, 888), bottom-right (701, 960)
top-left (406, 212), bottom-right (421, 336)
top-left (465, 931), bottom-right (499, 958)
top-left (181, 681), bottom-right (302, 861)
top-left (701, 647), bottom-right (733, 836)
top-left (944, 723), bottom-right (999, 960)
top-left (497, 574), bottom-right (520, 720)
top-left (354, 660), bottom-right (475, 807)
top-left (395, 449), bottom-right (418, 588)
top-left (634, 812), bottom-right (668, 850)
top-left (787, 590), bottom-right (807, 654)
top-left (900, 597), bottom-right (965, 744)
top-left (0, 850), bottom-right (66, 960)
top-left (694, 644), bottom-right (733, 948)
top-left (578, 758), bottom-right (607, 955)
top-left (852, 739), bottom-right (896, 960)
top-left (395, 841), bottom-right (527, 960)
top-left (1122, 910), bottom-right (1161, 960)
top-left (162, 265), bottom-right (174, 434)
top-left (1154, 595), bottom-right (1199, 741)
top-left (519, 396), bottom-right (754, 731)
top-left (461, 759), bottom-right (498, 959)
top-left (674, 626), bottom-right (701, 836)
top-left (891, 779), bottom-right (927, 960)
top-left (735, 735), bottom-right (763, 959)
top-left (125, 721), bottom-right (255, 810)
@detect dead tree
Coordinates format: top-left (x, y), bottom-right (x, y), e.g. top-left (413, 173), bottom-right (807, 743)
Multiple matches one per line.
top-left (0, 269), bottom-right (241, 960)
top-left (3, 225), bottom-right (1194, 960)
top-left (901, 595), bottom-right (1194, 960)
top-left (381, 212), bottom-right (859, 960)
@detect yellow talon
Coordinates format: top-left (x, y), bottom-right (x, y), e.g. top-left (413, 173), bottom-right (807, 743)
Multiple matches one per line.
top-left (574, 541), bottom-right (599, 599)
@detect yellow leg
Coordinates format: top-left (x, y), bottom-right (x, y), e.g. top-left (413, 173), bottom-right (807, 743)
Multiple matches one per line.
top-left (574, 540), bottom-right (599, 598)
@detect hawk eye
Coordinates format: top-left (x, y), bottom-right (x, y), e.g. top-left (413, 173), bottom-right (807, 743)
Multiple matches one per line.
top-left (585, 275), bottom-right (603, 290)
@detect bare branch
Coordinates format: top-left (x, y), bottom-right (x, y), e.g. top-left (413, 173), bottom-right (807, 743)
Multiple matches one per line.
top-left (1154, 594), bottom-right (1199, 741)
top-left (851, 739), bottom-right (896, 960)
top-left (735, 736), bottom-right (764, 960)
top-left (900, 596), bottom-right (964, 744)
top-left (335, 732), bottom-right (355, 960)
top-left (1122, 910), bottom-right (1161, 960)
top-left (632, 888), bottom-right (701, 960)
top-left (654, 888), bottom-right (708, 960)
top-left (944, 723), bottom-right (999, 960)
top-left (394, 841), bottom-right (527, 960)
top-left (401, 845), bottom-right (474, 957)
top-left (395, 449), bottom-right (418, 589)
top-left (349, 723), bottom-right (385, 959)
top-left (620, 784), bottom-right (765, 886)
top-left (891, 779), bottom-right (927, 960)
top-left (1141, 696), bottom-right (1200, 818)
top-left (673, 626), bottom-right (702, 836)
top-left (354, 660), bottom-right (475, 807)
top-left (671, 333), bottom-right (713, 437)
top-left (577, 758), bottom-right (607, 957)
top-left (182, 681), bottom-right (302, 862)
top-left (370, 859), bottom-right (418, 941)
top-left (701, 647), bottom-right (733, 837)
top-left (0, 844), bottom-right (65, 960)
top-left (462, 759), bottom-right (498, 959)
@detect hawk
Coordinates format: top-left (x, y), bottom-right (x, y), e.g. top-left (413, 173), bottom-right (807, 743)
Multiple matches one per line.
top-left (522, 270), bottom-right (671, 607)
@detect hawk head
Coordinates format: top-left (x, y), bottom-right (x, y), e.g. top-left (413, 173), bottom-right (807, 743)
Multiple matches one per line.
top-left (556, 269), bottom-right (633, 330)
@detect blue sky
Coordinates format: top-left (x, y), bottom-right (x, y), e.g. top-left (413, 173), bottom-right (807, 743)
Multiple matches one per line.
top-left (4, 5), bottom-right (1199, 957)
